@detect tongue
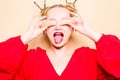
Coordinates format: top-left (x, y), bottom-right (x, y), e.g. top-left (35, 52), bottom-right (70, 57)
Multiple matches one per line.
top-left (54, 35), bottom-right (63, 44)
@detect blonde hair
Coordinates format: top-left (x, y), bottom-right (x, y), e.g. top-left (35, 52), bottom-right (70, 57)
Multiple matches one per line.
top-left (40, 3), bottom-right (77, 16)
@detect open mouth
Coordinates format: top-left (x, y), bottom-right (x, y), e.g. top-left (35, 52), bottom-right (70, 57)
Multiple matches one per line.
top-left (53, 32), bottom-right (64, 44)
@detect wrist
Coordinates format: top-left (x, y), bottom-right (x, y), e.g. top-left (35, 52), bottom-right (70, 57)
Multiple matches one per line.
top-left (82, 28), bottom-right (102, 42)
top-left (20, 33), bottom-right (32, 44)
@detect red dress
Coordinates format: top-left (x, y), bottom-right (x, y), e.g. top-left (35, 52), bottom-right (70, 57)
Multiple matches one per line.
top-left (0, 35), bottom-right (120, 80)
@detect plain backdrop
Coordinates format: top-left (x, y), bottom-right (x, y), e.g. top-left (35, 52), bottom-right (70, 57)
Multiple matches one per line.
top-left (0, 0), bottom-right (120, 49)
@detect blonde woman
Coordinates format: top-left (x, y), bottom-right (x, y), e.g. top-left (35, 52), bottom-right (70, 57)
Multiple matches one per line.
top-left (0, 1), bottom-right (120, 80)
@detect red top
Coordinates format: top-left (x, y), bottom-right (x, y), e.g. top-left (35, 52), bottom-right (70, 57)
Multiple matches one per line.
top-left (0, 35), bottom-right (120, 80)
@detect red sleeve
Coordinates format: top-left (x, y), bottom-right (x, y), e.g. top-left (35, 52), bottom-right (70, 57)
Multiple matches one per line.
top-left (0, 36), bottom-right (28, 80)
top-left (14, 47), bottom-right (46, 80)
top-left (96, 34), bottom-right (120, 78)
top-left (14, 50), bottom-right (35, 80)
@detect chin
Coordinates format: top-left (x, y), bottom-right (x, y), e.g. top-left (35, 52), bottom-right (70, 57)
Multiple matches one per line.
top-left (51, 41), bottom-right (68, 49)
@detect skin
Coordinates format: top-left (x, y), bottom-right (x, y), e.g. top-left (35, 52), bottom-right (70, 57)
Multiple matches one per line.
top-left (45, 7), bottom-right (75, 75)
top-left (21, 6), bottom-right (102, 76)
top-left (46, 7), bottom-right (73, 48)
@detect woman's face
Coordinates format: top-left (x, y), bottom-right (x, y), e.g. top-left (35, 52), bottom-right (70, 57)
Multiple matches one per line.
top-left (46, 7), bottom-right (73, 48)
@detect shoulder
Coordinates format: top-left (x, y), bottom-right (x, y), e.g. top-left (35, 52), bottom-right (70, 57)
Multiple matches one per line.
top-left (74, 47), bottom-right (96, 59)
top-left (28, 47), bottom-right (46, 55)
top-left (24, 47), bottom-right (46, 62)
top-left (75, 47), bottom-right (96, 54)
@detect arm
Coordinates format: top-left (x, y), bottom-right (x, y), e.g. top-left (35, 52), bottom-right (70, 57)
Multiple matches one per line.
top-left (96, 34), bottom-right (120, 78)
top-left (0, 36), bottom-right (28, 80)
top-left (0, 15), bottom-right (49, 79)
top-left (63, 12), bottom-right (120, 78)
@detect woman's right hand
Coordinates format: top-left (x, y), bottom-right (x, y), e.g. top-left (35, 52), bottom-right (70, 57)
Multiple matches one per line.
top-left (21, 15), bottom-right (48, 44)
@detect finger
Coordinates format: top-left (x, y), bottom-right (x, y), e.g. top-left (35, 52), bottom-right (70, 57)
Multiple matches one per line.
top-left (60, 18), bottom-right (79, 31)
top-left (34, 21), bottom-right (49, 36)
top-left (36, 16), bottom-right (47, 24)
top-left (71, 13), bottom-right (88, 26)
top-left (37, 20), bottom-right (47, 28)
top-left (38, 20), bottom-right (54, 33)
top-left (71, 12), bottom-right (83, 23)
top-left (70, 12), bottom-right (81, 19)
top-left (60, 18), bottom-right (74, 25)
top-left (29, 15), bottom-right (47, 28)
top-left (61, 18), bottom-right (82, 27)
top-left (35, 16), bottom-right (48, 28)
top-left (43, 19), bottom-right (56, 29)
top-left (38, 19), bottom-right (56, 30)
top-left (61, 18), bottom-right (83, 31)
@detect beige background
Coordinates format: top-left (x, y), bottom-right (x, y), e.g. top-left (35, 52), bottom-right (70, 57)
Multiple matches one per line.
top-left (0, 0), bottom-right (120, 49)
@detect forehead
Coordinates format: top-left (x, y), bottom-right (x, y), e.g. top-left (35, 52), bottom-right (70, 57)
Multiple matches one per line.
top-left (47, 7), bottom-right (70, 19)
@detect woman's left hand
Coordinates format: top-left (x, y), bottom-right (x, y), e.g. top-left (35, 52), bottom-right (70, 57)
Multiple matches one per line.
top-left (69, 12), bottom-right (92, 36)
top-left (61, 12), bottom-right (102, 42)
top-left (61, 12), bottom-right (91, 36)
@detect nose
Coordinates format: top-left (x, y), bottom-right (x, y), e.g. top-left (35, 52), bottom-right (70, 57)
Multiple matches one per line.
top-left (54, 24), bottom-right (61, 30)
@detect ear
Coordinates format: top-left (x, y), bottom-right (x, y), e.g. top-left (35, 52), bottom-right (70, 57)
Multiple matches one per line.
top-left (71, 27), bottom-right (75, 33)
top-left (43, 30), bottom-right (46, 35)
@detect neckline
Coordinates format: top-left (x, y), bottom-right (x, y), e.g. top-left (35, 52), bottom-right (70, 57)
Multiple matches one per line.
top-left (45, 50), bottom-right (76, 77)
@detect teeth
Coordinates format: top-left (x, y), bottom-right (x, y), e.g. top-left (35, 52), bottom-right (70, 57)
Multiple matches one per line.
top-left (55, 34), bottom-right (61, 36)
top-left (54, 32), bottom-right (64, 37)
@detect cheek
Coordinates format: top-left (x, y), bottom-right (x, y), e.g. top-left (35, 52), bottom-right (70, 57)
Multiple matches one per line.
top-left (46, 28), bottom-right (53, 37)
top-left (63, 26), bottom-right (73, 33)
top-left (63, 27), bottom-right (73, 40)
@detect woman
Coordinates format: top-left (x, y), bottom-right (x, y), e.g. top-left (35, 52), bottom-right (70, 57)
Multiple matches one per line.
top-left (0, 2), bottom-right (120, 80)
